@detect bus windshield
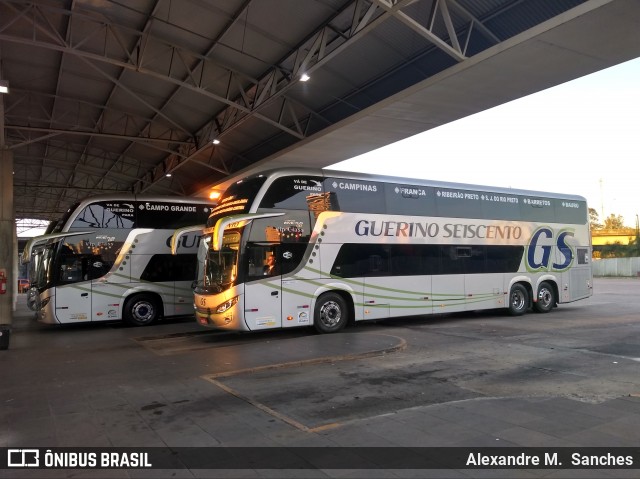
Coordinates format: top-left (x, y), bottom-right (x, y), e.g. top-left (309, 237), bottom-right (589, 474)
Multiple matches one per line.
top-left (31, 243), bottom-right (56, 291)
top-left (199, 231), bottom-right (240, 292)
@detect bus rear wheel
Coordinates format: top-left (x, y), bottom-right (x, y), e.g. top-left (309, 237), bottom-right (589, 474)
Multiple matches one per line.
top-left (314, 292), bottom-right (348, 334)
top-left (508, 284), bottom-right (528, 316)
top-left (533, 281), bottom-right (555, 313)
top-left (124, 294), bottom-right (160, 326)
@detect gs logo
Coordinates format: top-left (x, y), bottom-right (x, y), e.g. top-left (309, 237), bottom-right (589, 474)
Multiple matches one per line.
top-left (526, 226), bottom-right (574, 272)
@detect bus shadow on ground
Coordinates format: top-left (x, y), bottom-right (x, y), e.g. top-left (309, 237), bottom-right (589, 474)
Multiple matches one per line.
top-left (133, 326), bottom-right (315, 356)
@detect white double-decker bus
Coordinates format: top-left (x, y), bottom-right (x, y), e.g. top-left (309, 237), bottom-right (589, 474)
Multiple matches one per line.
top-left (183, 168), bottom-right (592, 334)
top-left (22, 195), bottom-right (213, 326)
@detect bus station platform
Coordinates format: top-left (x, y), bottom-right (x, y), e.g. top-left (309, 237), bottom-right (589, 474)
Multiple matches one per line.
top-left (2, 278), bottom-right (640, 478)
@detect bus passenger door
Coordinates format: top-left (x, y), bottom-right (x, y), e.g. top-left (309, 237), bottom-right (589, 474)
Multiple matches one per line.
top-left (243, 243), bottom-right (282, 330)
top-left (88, 255), bottom-right (119, 321)
top-left (278, 243), bottom-right (313, 328)
top-left (54, 253), bottom-right (92, 324)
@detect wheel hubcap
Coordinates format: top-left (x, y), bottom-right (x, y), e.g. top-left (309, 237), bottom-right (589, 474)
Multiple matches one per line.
top-left (538, 288), bottom-right (552, 307)
top-left (511, 291), bottom-right (525, 310)
top-left (320, 301), bottom-right (341, 327)
top-left (133, 302), bottom-right (154, 322)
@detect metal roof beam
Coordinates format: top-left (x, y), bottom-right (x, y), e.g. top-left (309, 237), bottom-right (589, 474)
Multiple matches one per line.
top-left (0, 2), bottom-right (307, 138)
top-left (14, 154), bottom-right (146, 185)
top-left (4, 89), bottom-right (188, 148)
top-left (373, 0), bottom-right (465, 61)
top-left (134, 0), bottom-right (396, 193)
top-left (0, 0), bottom-right (312, 198)
top-left (6, 125), bottom-right (191, 145)
top-left (119, 0), bottom-right (252, 195)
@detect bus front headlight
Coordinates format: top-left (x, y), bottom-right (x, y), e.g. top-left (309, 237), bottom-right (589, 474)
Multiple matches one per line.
top-left (215, 296), bottom-right (239, 314)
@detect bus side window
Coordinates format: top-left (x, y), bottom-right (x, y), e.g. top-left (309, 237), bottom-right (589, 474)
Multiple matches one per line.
top-left (245, 244), bottom-right (278, 280)
top-left (577, 248), bottom-right (589, 265)
top-left (248, 260), bottom-right (261, 277)
top-left (58, 256), bottom-right (84, 283)
top-left (369, 254), bottom-right (384, 273)
top-left (364, 246), bottom-right (389, 276)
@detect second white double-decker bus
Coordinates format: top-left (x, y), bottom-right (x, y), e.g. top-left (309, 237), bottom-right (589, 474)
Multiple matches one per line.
top-left (22, 195), bottom-right (213, 326)
top-left (182, 168), bottom-right (592, 334)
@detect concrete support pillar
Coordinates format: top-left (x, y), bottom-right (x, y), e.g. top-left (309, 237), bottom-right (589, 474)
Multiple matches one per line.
top-left (0, 148), bottom-right (14, 350)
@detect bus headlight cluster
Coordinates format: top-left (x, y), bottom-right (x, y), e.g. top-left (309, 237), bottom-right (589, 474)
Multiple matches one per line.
top-left (215, 296), bottom-right (239, 314)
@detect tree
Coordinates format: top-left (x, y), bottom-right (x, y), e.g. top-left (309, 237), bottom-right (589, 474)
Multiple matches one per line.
top-left (599, 241), bottom-right (627, 258)
top-left (625, 219), bottom-right (640, 257)
top-left (626, 235), bottom-right (640, 257)
top-left (588, 208), bottom-right (602, 230)
top-left (603, 213), bottom-right (625, 230)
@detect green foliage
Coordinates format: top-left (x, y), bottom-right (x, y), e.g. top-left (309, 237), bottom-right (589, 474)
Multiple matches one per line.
top-left (588, 208), bottom-right (602, 230)
top-left (596, 234), bottom-right (640, 258)
top-left (603, 213), bottom-right (625, 230)
top-left (592, 211), bottom-right (638, 258)
top-left (627, 233), bottom-right (640, 257)
top-left (599, 242), bottom-right (627, 258)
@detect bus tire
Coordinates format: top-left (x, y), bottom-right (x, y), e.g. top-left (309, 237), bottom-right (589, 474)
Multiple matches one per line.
top-left (533, 281), bottom-right (555, 313)
top-left (123, 294), bottom-right (160, 326)
top-left (508, 284), bottom-right (528, 316)
top-left (314, 292), bottom-right (348, 334)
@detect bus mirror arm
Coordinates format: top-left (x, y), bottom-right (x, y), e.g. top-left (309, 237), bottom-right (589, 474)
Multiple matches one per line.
top-left (170, 225), bottom-right (205, 255)
top-left (212, 212), bottom-right (285, 251)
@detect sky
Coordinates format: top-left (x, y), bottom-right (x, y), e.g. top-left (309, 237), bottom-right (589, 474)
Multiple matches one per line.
top-left (330, 57), bottom-right (640, 228)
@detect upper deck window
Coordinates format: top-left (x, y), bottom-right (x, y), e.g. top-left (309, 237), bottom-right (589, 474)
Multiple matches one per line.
top-left (136, 202), bottom-right (211, 229)
top-left (324, 177), bottom-right (385, 213)
top-left (207, 176), bottom-right (267, 228)
top-left (69, 201), bottom-right (135, 229)
top-left (259, 176), bottom-right (326, 210)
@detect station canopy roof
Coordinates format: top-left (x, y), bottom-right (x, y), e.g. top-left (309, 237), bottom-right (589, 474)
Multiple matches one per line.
top-left (2, 0), bottom-right (640, 221)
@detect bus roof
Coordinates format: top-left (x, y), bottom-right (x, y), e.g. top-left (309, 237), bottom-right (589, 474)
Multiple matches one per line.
top-left (237, 167), bottom-right (587, 202)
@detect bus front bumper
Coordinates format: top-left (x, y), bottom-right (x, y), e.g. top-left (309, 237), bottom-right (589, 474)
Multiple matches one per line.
top-left (194, 293), bottom-right (247, 331)
top-left (36, 295), bottom-right (59, 324)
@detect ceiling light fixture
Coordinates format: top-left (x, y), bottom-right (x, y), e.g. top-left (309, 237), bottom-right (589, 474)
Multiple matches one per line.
top-left (212, 139), bottom-right (220, 145)
top-left (0, 80), bottom-right (9, 94)
top-left (300, 73), bottom-right (310, 82)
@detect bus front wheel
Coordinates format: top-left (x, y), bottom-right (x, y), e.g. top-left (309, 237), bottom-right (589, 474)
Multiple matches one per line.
top-left (508, 284), bottom-right (529, 316)
top-left (124, 294), bottom-right (160, 326)
top-left (533, 281), bottom-right (555, 313)
top-left (314, 292), bottom-right (348, 334)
